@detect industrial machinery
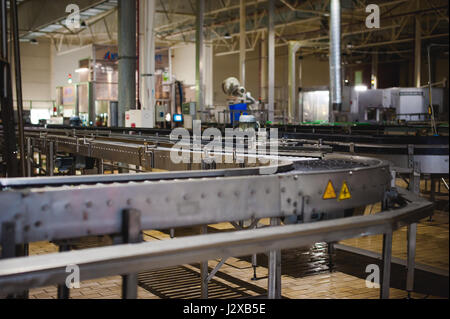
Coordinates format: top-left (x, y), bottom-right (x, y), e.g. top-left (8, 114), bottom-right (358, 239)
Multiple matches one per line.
top-left (0, 124), bottom-right (434, 300)
top-left (222, 77), bottom-right (258, 125)
top-left (299, 86), bottom-right (447, 124)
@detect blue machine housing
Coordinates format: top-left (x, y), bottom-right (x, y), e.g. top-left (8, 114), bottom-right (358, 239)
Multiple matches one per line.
top-left (229, 103), bottom-right (248, 125)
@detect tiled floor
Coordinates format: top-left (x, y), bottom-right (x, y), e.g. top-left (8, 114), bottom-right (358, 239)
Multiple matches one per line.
top-left (27, 179), bottom-right (448, 299)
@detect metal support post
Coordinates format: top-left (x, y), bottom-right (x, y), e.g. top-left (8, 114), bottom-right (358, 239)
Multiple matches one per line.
top-left (121, 209), bottom-right (142, 299)
top-left (1, 221), bottom-right (28, 298)
top-left (200, 225), bottom-right (208, 299)
top-left (0, 0), bottom-right (19, 178)
top-left (428, 177), bottom-right (436, 222)
top-left (98, 159), bottom-right (104, 175)
top-left (251, 253), bottom-right (258, 281)
top-left (268, 217), bottom-right (281, 299)
top-left (57, 244), bottom-right (71, 299)
top-left (328, 242), bottom-right (335, 272)
top-left (46, 142), bottom-right (54, 176)
top-left (26, 137), bottom-right (32, 177)
top-left (380, 229), bottom-right (393, 299)
top-left (406, 223), bottom-right (417, 299)
top-left (11, 0), bottom-right (26, 176)
top-left (38, 151), bottom-right (42, 176)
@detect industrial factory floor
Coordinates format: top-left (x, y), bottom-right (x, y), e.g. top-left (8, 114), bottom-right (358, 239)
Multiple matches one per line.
top-left (27, 179), bottom-right (448, 299)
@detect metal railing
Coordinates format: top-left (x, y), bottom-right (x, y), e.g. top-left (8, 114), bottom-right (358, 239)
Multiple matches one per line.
top-left (0, 188), bottom-right (433, 299)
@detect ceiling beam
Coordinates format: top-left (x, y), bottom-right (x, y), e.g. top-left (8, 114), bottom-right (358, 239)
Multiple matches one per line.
top-left (18, 0), bottom-right (107, 36)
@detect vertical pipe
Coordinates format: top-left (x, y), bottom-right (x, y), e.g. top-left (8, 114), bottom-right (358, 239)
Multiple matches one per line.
top-left (0, 0), bottom-right (7, 59)
top-left (136, 0), bottom-right (140, 109)
top-left (118, 0), bottom-right (137, 126)
top-left (329, 0), bottom-right (342, 122)
top-left (26, 137), bottom-right (31, 177)
top-left (260, 33), bottom-right (267, 101)
top-left (414, 15), bottom-right (421, 88)
top-left (239, 0), bottom-right (246, 87)
top-left (196, 0), bottom-right (205, 113)
top-left (288, 41), bottom-right (301, 124)
top-left (427, 45), bottom-right (437, 135)
top-left (141, 0), bottom-right (155, 126)
top-left (11, 0), bottom-right (25, 176)
top-left (298, 55), bottom-right (303, 122)
top-left (267, 0), bottom-right (275, 122)
top-left (0, 0), bottom-right (19, 178)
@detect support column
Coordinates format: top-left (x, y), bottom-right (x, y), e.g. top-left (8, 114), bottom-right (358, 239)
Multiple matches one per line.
top-left (0, 0), bottom-right (19, 177)
top-left (260, 33), bottom-right (267, 102)
top-left (267, 0), bottom-right (275, 122)
top-left (298, 55), bottom-right (303, 122)
top-left (196, 0), bottom-right (205, 114)
top-left (414, 15), bottom-right (421, 88)
top-left (118, 0), bottom-right (137, 126)
top-left (329, 0), bottom-right (342, 122)
top-left (11, 0), bottom-right (25, 176)
top-left (288, 41), bottom-right (301, 123)
top-left (140, 0), bottom-right (156, 127)
top-left (239, 0), bottom-right (246, 87)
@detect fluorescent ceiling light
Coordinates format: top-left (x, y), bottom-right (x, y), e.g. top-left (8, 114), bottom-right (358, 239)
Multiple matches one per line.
top-left (354, 85), bottom-right (368, 92)
top-left (75, 68), bottom-right (89, 73)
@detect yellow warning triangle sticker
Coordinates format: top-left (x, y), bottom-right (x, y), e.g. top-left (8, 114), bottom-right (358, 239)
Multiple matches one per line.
top-left (338, 181), bottom-right (352, 201)
top-left (323, 180), bottom-right (337, 199)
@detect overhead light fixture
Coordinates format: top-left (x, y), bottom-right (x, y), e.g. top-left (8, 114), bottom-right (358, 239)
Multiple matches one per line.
top-left (30, 39), bottom-right (39, 45)
top-left (224, 33), bottom-right (232, 40)
top-left (354, 85), bottom-right (368, 92)
top-left (75, 68), bottom-right (89, 73)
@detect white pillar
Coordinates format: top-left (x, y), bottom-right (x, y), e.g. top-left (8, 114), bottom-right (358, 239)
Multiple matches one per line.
top-left (414, 16), bottom-right (421, 88)
top-left (288, 41), bottom-right (301, 123)
top-left (260, 33), bottom-right (267, 101)
top-left (239, 0), bottom-right (246, 87)
top-left (140, 0), bottom-right (156, 127)
top-left (205, 44), bottom-right (213, 107)
top-left (267, 0), bottom-right (275, 122)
